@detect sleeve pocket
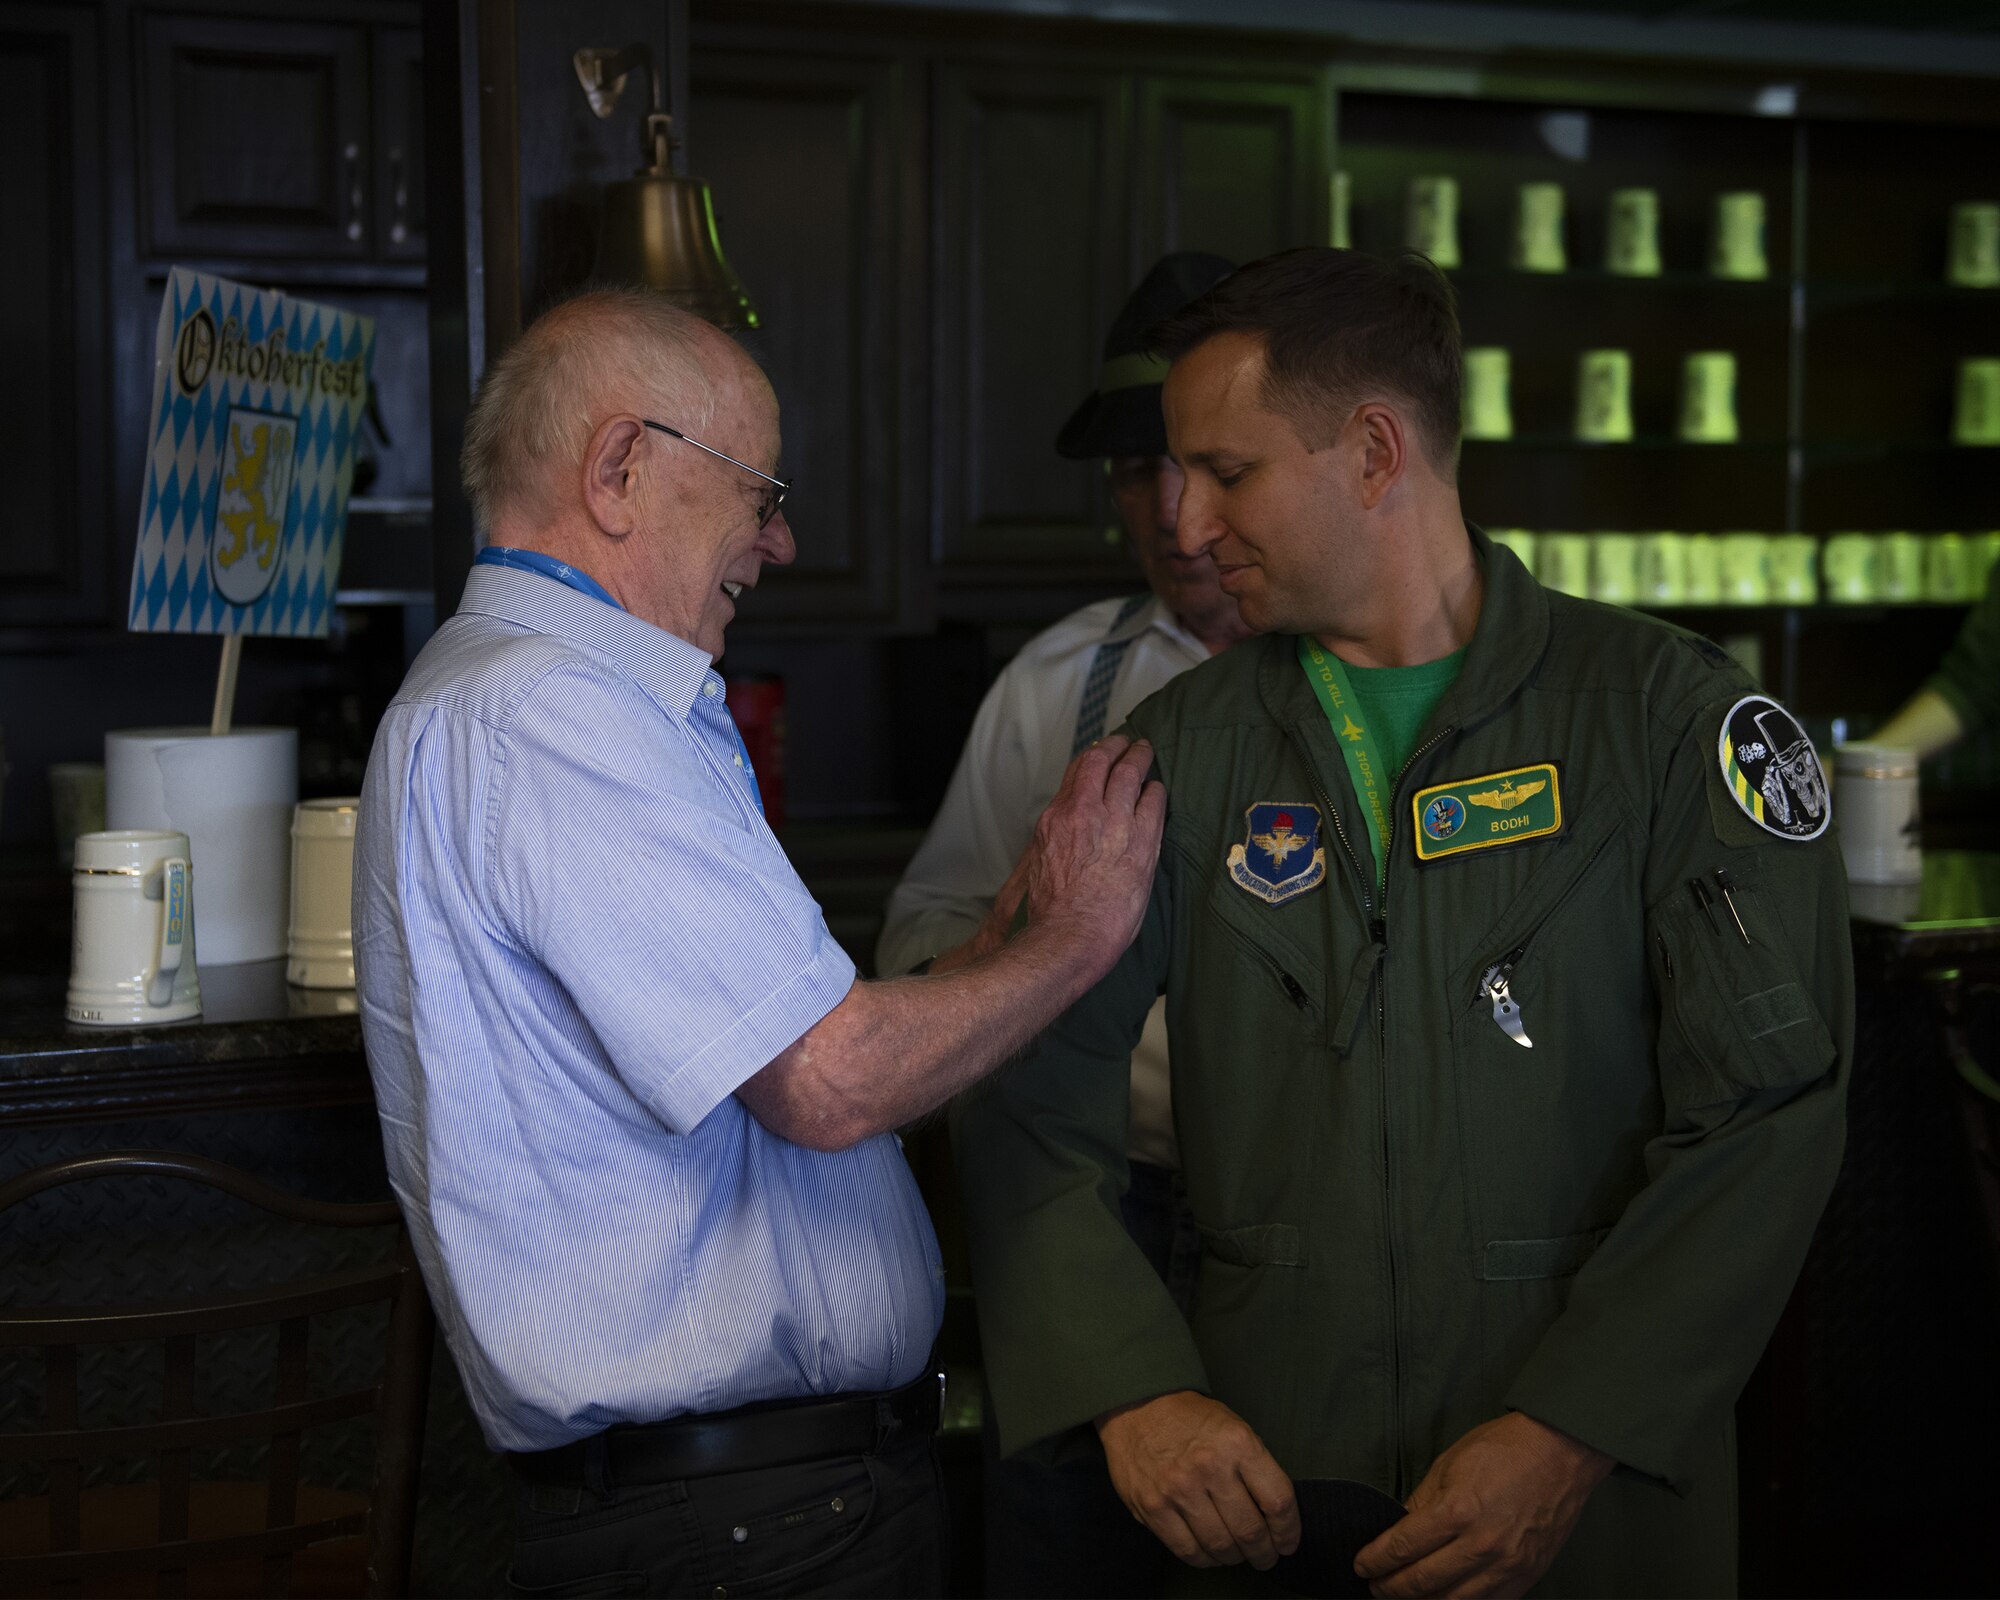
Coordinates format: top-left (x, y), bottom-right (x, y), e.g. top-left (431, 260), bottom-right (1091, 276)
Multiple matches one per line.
top-left (1649, 883), bottom-right (1838, 1112)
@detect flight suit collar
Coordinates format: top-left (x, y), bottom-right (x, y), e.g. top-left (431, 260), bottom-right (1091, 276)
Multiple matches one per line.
top-left (1254, 522), bottom-right (1550, 738)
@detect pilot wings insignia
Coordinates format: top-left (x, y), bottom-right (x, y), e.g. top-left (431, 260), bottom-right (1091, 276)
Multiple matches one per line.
top-left (1467, 778), bottom-right (1546, 811)
top-left (1249, 821), bottom-right (1311, 866)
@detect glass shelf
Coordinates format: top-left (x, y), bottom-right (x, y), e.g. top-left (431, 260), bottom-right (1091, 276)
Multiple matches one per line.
top-left (1445, 266), bottom-right (1785, 291)
top-left (1463, 434), bottom-right (1788, 451)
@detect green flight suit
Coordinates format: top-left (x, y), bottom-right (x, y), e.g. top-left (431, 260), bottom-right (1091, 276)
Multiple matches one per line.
top-left (951, 528), bottom-right (1852, 1598)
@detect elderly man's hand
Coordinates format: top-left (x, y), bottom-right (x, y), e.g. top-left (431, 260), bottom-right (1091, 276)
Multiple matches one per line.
top-left (1353, 1412), bottom-right (1613, 1598)
top-left (1018, 734), bottom-right (1165, 978)
top-left (1097, 1390), bottom-right (1300, 1571)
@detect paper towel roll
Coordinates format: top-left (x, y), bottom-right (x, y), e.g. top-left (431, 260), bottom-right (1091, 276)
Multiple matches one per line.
top-left (105, 727), bottom-right (297, 965)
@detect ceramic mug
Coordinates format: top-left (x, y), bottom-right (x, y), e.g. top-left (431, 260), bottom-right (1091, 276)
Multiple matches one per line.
top-left (1406, 176), bottom-right (1460, 268)
top-left (1718, 533), bottom-right (1770, 604)
top-left (1948, 202), bottom-right (2000, 289)
top-left (1512, 182), bottom-right (1566, 273)
top-left (1877, 532), bottom-right (1926, 601)
top-left (1768, 534), bottom-right (1818, 603)
top-left (1592, 534), bottom-right (1641, 604)
top-left (1834, 744), bottom-right (1921, 886)
top-left (1712, 192), bottom-right (1768, 280)
top-left (1575, 350), bottom-right (1634, 442)
top-left (1822, 533), bottom-right (1878, 602)
top-left (1684, 535), bottom-right (1723, 603)
top-left (1330, 170), bottom-right (1353, 250)
top-left (1638, 533), bottom-right (1690, 604)
top-left (1462, 347), bottom-right (1513, 440)
top-left (1607, 188), bottom-right (1662, 277)
top-left (66, 830), bottom-right (202, 1026)
top-left (1952, 359), bottom-right (2000, 446)
top-left (1536, 533), bottom-right (1593, 597)
top-left (1679, 352), bottom-right (1740, 443)
top-left (1927, 532), bottom-right (1974, 601)
top-left (288, 797), bottom-right (359, 989)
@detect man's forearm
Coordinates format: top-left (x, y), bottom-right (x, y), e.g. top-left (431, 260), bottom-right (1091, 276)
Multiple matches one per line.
top-left (742, 921), bottom-right (1115, 1151)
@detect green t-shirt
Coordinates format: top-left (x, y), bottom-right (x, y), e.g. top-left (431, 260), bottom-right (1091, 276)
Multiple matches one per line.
top-left (1298, 642), bottom-right (1467, 888)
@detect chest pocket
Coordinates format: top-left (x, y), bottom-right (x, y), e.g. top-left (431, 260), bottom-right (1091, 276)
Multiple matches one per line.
top-left (1648, 870), bottom-right (1838, 1113)
top-left (1200, 850), bottom-right (1328, 1031)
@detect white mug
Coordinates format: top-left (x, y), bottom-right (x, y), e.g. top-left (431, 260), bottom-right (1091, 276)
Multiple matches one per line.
top-left (1536, 533), bottom-right (1593, 597)
top-left (1719, 533), bottom-right (1770, 604)
top-left (1462, 348), bottom-right (1513, 440)
top-left (288, 798), bottom-right (359, 989)
top-left (1948, 202), bottom-right (2000, 289)
top-left (1512, 182), bottom-right (1566, 273)
top-left (1576, 350), bottom-right (1634, 443)
top-left (67, 830), bottom-right (202, 1025)
top-left (1952, 359), bottom-right (2000, 446)
top-left (1684, 535), bottom-right (1723, 603)
top-left (1768, 534), bottom-right (1818, 603)
top-left (1679, 352), bottom-right (1739, 444)
top-left (1712, 192), bottom-right (1768, 280)
top-left (1638, 533), bottom-right (1689, 605)
top-left (1834, 744), bottom-right (1921, 886)
top-left (1822, 533), bottom-right (1877, 602)
top-left (1592, 534), bottom-right (1641, 605)
top-left (1607, 188), bottom-right (1662, 277)
top-left (1877, 532), bottom-right (1925, 601)
top-left (1405, 176), bottom-right (1461, 268)
top-left (1927, 533), bottom-right (1973, 602)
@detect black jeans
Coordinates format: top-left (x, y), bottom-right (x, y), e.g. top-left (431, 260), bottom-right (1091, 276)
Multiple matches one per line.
top-left (981, 1159), bottom-right (1203, 1598)
top-left (506, 1430), bottom-right (947, 1598)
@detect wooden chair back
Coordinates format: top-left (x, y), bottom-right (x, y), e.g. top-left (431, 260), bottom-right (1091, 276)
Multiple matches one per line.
top-left (0, 1150), bottom-right (433, 1598)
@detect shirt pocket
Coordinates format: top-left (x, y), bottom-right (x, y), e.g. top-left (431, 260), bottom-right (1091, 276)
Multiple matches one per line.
top-left (1648, 873), bottom-right (1839, 1113)
top-left (1201, 866), bottom-right (1326, 1031)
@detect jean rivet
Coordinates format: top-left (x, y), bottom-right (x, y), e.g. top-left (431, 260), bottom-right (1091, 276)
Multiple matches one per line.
top-left (830, 1497), bottom-right (844, 1513)
top-left (732, 1525), bottom-right (748, 1543)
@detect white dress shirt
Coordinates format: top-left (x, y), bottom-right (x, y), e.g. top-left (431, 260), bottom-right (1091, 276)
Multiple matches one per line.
top-left (877, 592), bottom-right (1209, 1169)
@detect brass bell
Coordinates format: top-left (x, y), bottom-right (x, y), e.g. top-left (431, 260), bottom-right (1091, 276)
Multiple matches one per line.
top-left (576, 46), bottom-right (759, 331)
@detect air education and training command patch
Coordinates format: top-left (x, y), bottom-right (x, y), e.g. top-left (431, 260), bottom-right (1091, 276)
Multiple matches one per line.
top-left (1718, 694), bottom-right (1831, 841)
top-left (1412, 763), bottom-right (1564, 862)
top-left (1227, 802), bottom-right (1327, 905)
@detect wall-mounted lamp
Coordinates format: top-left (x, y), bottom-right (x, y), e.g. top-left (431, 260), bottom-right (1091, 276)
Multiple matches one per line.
top-left (574, 43), bottom-right (759, 330)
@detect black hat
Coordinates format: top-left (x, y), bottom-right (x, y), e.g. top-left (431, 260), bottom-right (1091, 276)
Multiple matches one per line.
top-left (1055, 251), bottom-right (1235, 459)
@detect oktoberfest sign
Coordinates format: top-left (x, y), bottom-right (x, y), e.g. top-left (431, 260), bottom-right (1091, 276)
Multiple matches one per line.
top-left (127, 268), bottom-right (374, 637)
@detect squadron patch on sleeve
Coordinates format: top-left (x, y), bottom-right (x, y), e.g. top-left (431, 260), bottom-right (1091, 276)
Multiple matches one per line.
top-left (1226, 803), bottom-right (1327, 905)
top-left (1717, 694), bottom-right (1830, 841)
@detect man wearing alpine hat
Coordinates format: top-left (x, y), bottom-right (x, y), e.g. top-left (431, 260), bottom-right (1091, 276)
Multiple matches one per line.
top-left (952, 246), bottom-right (1852, 1596)
top-left (880, 251), bottom-right (1253, 1595)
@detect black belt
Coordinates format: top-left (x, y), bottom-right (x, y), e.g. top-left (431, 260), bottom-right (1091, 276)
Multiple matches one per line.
top-left (508, 1371), bottom-right (945, 1490)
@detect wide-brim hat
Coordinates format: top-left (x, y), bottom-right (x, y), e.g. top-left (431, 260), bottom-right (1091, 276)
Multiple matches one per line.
top-left (1055, 251), bottom-right (1235, 459)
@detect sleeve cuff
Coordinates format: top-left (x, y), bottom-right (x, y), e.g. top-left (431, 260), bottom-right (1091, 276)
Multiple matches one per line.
top-left (645, 937), bottom-right (857, 1132)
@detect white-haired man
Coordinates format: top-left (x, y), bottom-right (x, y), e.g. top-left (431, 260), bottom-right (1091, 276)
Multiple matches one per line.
top-left (354, 290), bottom-right (1165, 1597)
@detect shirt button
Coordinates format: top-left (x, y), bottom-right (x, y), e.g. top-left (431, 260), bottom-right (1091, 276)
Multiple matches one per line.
top-left (702, 681), bottom-right (719, 698)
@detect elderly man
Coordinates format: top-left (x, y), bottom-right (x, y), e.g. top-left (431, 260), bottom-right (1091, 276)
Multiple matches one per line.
top-left (354, 289), bottom-right (1164, 1598)
top-left (879, 251), bottom-right (1250, 1597)
top-left (953, 249), bottom-right (1852, 1597)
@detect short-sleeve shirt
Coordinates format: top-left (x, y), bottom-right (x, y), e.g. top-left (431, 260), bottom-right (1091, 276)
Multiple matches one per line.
top-left (355, 563), bottom-right (945, 1452)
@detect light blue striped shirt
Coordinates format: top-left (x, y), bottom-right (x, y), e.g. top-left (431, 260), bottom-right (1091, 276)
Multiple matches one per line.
top-left (354, 564), bottom-right (945, 1452)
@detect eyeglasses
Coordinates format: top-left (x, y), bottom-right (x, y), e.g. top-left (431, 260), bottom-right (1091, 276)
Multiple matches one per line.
top-left (644, 420), bottom-right (791, 530)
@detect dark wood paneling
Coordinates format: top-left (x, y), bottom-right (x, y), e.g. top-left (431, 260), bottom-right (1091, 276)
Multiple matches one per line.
top-left (141, 13), bottom-right (370, 261)
top-left (0, 8), bottom-right (108, 626)
top-left (1138, 75), bottom-right (1326, 265)
top-left (373, 26), bottom-right (424, 262)
top-left (935, 62), bottom-right (1131, 579)
top-left (689, 50), bottom-right (911, 626)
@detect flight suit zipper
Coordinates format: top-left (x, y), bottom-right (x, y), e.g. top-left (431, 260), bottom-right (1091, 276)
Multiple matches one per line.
top-left (1292, 719), bottom-right (1458, 1496)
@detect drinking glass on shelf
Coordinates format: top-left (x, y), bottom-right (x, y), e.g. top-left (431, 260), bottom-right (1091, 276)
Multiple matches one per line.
top-left (1330, 171), bottom-right (1353, 249)
top-left (1952, 358), bottom-right (2000, 445)
top-left (1876, 532), bottom-right (1925, 601)
top-left (1768, 535), bottom-right (1818, 603)
top-left (1678, 352), bottom-right (1739, 443)
top-left (1487, 529), bottom-right (1537, 570)
top-left (1822, 533), bottom-right (1877, 602)
top-left (1684, 535), bottom-right (1723, 603)
top-left (1926, 532), bottom-right (1973, 601)
top-left (1536, 533), bottom-right (1592, 597)
top-left (1592, 534), bottom-right (1640, 604)
top-left (1638, 532), bottom-right (1689, 604)
top-left (1719, 533), bottom-right (1771, 604)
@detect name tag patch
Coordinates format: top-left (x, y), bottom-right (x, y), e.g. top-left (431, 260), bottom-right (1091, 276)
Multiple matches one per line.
top-left (1226, 802), bottom-right (1327, 905)
top-left (1412, 763), bottom-right (1564, 861)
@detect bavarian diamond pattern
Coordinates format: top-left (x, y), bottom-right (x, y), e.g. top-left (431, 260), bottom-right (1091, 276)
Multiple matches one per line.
top-left (127, 268), bottom-right (376, 638)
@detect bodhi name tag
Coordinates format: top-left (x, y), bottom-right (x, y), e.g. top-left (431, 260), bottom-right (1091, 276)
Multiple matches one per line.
top-left (1412, 763), bottom-right (1564, 861)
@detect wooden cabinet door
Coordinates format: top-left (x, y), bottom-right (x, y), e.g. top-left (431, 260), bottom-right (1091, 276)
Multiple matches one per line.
top-left (140, 13), bottom-right (371, 262)
top-left (0, 7), bottom-right (110, 626)
top-left (373, 27), bottom-right (425, 264)
top-left (934, 62), bottom-right (1133, 585)
top-left (1138, 74), bottom-right (1330, 266)
top-left (688, 49), bottom-right (914, 629)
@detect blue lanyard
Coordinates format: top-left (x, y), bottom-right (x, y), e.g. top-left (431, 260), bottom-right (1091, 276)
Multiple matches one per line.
top-left (474, 546), bottom-right (766, 815)
top-left (475, 546), bottom-right (623, 610)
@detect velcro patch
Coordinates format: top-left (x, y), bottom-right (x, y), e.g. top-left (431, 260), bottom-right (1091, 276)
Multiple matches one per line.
top-left (1717, 695), bottom-right (1830, 842)
top-left (1412, 763), bottom-right (1564, 861)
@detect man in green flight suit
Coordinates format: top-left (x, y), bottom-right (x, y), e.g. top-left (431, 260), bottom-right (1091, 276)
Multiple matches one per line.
top-left (951, 249), bottom-right (1852, 1597)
